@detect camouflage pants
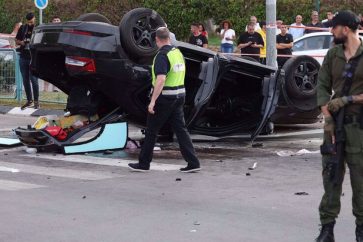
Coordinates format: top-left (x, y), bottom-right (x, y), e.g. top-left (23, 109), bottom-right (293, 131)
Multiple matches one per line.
top-left (319, 122), bottom-right (363, 225)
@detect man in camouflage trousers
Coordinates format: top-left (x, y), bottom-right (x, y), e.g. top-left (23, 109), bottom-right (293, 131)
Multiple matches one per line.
top-left (316, 11), bottom-right (363, 242)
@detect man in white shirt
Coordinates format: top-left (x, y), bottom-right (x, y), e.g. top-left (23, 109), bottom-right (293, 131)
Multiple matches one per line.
top-left (289, 15), bottom-right (305, 40)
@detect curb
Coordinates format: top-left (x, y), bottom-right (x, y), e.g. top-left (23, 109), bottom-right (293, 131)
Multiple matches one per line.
top-left (0, 105), bottom-right (64, 117)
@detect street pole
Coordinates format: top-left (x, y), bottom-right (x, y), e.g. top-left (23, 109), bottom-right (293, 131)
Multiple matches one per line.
top-left (39, 9), bottom-right (43, 24)
top-left (266, 0), bottom-right (277, 67)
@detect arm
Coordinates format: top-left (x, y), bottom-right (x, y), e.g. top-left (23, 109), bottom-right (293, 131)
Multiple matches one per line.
top-left (238, 42), bottom-right (252, 49)
top-left (203, 36), bottom-right (208, 48)
top-left (276, 43), bottom-right (293, 49)
top-left (148, 75), bottom-right (166, 114)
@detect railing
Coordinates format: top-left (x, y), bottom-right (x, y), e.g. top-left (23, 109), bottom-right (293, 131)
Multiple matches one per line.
top-left (0, 48), bottom-right (67, 105)
top-left (0, 48), bottom-right (22, 102)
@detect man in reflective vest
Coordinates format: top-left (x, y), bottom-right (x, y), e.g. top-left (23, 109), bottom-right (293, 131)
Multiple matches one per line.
top-left (128, 27), bottom-right (201, 173)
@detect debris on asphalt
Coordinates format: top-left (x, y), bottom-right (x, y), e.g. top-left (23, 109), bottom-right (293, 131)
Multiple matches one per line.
top-left (126, 138), bottom-right (140, 149)
top-left (193, 221), bottom-right (201, 225)
top-left (342, 193), bottom-right (345, 197)
top-left (153, 146), bottom-right (161, 151)
top-left (103, 150), bottom-right (113, 155)
top-left (4, 153), bottom-right (7, 155)
top-left (276, 149), bottom-right (319, 157)
top-left (25, 147), bottom-right (37, 154)
top-left (252, 143), bottom-right (263, 148)
top-left (176, 178), bottom-right (182, 181)
top-left (248, 162), bottom-right (258, 170)
top-left (295, 192), bottom-right (309, 196)
top-left (190, 230), bottom-right (197, 233)
top-left (82, 195), bottom-right (87, 199)
top-left (246, 173), bottom-right (251, 176)
top-left (216, 160), bottom-right (223, 163)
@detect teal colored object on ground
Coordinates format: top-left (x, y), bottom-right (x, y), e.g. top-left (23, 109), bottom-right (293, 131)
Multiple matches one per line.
top-left (63, 122), bottom-right (128, 154)
top-left (0, 138), bottom-right (21, 147)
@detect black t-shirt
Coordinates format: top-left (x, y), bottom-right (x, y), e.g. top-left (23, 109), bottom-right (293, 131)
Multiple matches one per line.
top-left (237, 32), bottom-right (264, 57)
top-left (304, 22), bottom-right (324, 34)
top-left (188, 34), bottom-right (208, 47)
top-left (15, 24), bottom-right (34, 58)
top-left (154, 45), bottom-right (173, 76)
top-left (276, 33), bottom-right (293, 55)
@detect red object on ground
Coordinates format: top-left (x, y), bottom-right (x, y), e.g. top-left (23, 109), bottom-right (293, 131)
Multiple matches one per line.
top-left (45, 126), bottom-right (68, 140)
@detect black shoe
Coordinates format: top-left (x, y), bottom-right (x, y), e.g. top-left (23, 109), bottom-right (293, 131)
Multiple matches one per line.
top-left (128, 163), bottom-right (149, 172)
top-left (315, 222), bottom-right (335, 242)
top-left (180, 164), bottom-right (201, 173)
top-left (356, 224), bottom-right (363, 242)
top-left (33, 101), bottom-right (40, 109)
top-left (21, 100), bottom-right (33, 110)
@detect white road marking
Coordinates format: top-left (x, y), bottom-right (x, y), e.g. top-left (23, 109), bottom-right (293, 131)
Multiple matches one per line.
top-left (0, 161), bottom-right (118, 180)
top-left (0, 166), bottom-right (19, 173)
top-left (21, 154), bottom-right (183, 171)
top-left (0, 179), bottom-right (45, 191)
top-left (8, 107), bottom-right (36, 116)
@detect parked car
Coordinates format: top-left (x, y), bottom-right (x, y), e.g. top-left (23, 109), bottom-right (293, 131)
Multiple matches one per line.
top-left (292, 31), bottom-right (363, 65)
top-left (16, 9), bottom-right (321, 149)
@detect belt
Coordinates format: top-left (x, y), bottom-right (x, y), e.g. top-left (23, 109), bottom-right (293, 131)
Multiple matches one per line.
top-left (344, 115), bottom-right (359, 124)
top-left (161, 88), bottom-right (186, 96)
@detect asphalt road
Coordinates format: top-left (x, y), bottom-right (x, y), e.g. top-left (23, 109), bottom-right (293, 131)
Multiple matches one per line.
top-left (0, 114), bottom-right (357, 242)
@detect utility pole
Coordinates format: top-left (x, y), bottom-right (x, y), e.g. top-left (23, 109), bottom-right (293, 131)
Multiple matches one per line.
top-left (266, 0), bottom-right (277, 67)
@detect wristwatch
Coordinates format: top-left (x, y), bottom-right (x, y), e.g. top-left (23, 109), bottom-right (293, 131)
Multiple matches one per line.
top-left (347, 95), bottom-right (354, 104)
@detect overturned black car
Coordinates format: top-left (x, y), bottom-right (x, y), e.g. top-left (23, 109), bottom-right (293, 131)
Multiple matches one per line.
top-left (16, 8), bottom-right (321, 148)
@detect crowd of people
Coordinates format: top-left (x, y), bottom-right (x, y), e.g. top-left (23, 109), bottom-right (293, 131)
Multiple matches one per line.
top-left (187, 10), bottom-right (363, 67)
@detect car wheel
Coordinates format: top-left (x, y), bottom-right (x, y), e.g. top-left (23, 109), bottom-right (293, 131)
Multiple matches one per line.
top-left (119, 8), bottom-right (165, 63)
top-left (76, 13), bottom-right (112, 24)
top-left (282, 55), bottom-right (320, 100)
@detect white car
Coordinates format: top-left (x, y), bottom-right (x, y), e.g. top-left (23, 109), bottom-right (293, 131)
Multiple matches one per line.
top-left (292, 32), bottom-right (334, 65)
top-left (292, 31), bottom-right (363, 65)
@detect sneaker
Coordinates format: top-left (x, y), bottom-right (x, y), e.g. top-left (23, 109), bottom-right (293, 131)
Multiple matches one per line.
top-left (34, 101), bottom-right (40, 109)
top-left (128, 163), bottom-right (149, 172)
top-left (180, 164), bottom-right (201, 173)
top-left (21, 100), bottom-right (33, 110)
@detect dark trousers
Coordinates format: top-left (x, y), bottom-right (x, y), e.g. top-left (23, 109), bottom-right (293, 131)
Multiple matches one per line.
top-left (19, 56), bottom-right (39, 101)
top-left (277, 57), bottom-right (289, 68)
top-left (139, 95), bottom-right (200, 168)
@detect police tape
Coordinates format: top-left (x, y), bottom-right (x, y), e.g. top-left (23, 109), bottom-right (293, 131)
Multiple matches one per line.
top-left (220, 52), bottom-right (326, 58)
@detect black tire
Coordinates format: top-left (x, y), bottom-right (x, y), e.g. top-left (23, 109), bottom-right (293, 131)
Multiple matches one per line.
top-left (119, 8), bottom-right (165, 63)
top-left (76, 13), bottom-right (111, 24)
top-left (282, 55), bottom-right (320, 100)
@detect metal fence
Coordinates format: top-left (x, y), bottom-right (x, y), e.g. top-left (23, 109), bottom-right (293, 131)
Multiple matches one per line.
top-left (0, 48), bottom-right (67, 105)
top-left (0, 48), bottom-right (22, 102)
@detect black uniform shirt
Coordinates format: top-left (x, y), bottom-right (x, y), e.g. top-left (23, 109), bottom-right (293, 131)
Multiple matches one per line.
top-left (15, 24), bottom-right (34, 58)
top-left (188, 34), bottom-right (208, 47)
top-left (276, 33), bottom-right (293, 55)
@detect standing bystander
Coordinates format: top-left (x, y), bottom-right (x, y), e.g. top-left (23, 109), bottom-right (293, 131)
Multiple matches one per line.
top-left (237, 22), bottom-right (264, 61)
top-left (276, 25), bottom-right (293, 67)
top-left (289, 15), bottom-right (305, 40)
top-left (189, 23), bottom-right (208, 48)
top-left (15, 12), bottom-right (39, 109)
top-left (305, 11), bottom-right (324, 34)
top-left (219, 20), bottom-right (235, 53)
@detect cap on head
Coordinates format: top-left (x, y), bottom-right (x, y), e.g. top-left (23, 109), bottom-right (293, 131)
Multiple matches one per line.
top-left (332, 10), bottom-right (360, 30)
top-left (26, 12), bottom-right (35, 21)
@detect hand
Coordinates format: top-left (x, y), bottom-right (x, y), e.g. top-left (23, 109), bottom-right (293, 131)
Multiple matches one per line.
top-left (324, 116), bottom-right (336, 144)
top-left (148, 102), bottom-right (155, 114)
top-left (327, 96), bottom-right (349, 113)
